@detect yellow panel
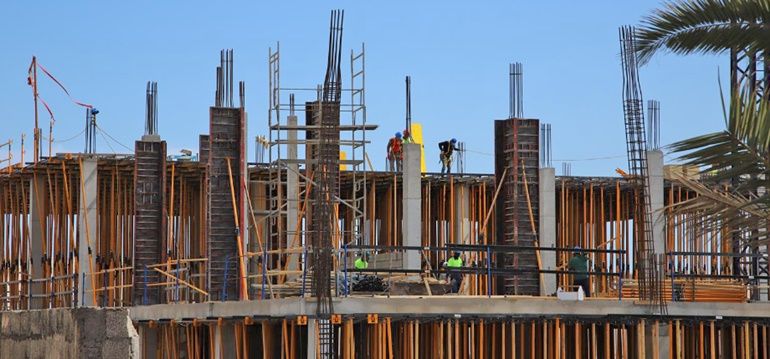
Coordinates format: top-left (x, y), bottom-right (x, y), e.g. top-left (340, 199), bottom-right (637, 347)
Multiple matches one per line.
top-left (410, 123), bottom-right (427, 173)
top-left (340, 151), bottom-right (347, 171)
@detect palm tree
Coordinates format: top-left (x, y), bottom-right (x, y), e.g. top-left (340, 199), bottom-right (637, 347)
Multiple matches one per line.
top-left (633, 0), bottom-right (770, 246)
top-left (668, 85), bottom-right (770, 243)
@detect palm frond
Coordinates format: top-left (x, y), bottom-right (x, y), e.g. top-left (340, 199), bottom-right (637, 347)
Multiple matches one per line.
top-left (635, 0), bottom-right (770, 64)
top-left (667, 174), bottom-right (769, 243)
top-left (669, 85), bottom-right (770, 182)
top-left (667, 79), bottom-right (770, 245)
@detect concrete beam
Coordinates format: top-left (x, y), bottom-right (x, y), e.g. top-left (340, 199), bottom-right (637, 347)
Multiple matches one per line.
top-left (647, 150), bottom-right (665, 254)
top-left (538, 167), bottom-right (556, 296)
top-left (79, 158), bottom-right (98, 307)
top-left (402, 144), bottom-right (421, 270)
top-left (129, 297), bottom-right (770, 322)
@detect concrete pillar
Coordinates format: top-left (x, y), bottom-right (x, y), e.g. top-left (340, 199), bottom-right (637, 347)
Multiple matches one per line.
top-left (213, 324), bottom-right (223, 359)
top-left (453, 183), bottom-right (470, 244)
top-left (645, 321), bottom-right (670, 359)
top-left (306, 319), bottom-right (317, 359)
top-left (538, 167), bottom-right (556, 296)
top-left (78, 158), bottom-right (98, 307)
top-left (402, 144), bottom-right (421, 270)
top-left (647, 150), bottom-right (666, 254)
top-left (29, 175), bottom-right (48, 308)
top-left (286, 114), bottom-right (300, 278)
top-left (138, 326), bottom-right (158, 359)
top-left (221, 322), bottom-right (237, 359)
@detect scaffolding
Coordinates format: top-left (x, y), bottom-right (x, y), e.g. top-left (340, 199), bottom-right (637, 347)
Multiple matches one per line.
top-left (263, 33), bottom-right (374, 303)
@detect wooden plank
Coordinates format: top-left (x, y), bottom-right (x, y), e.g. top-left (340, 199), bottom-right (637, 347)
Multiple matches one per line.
top-left (710, 321), bottom-right (716, 359)
top-left (153, 267), bottom-right (209, 296)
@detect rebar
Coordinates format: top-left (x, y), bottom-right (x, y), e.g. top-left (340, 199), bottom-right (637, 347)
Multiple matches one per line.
top-left (619, 25), bottom-right (665, 314)
top-left (509, 62), bottom-right (523, 118)
top-left (145, 81), bottom-right (158, 136)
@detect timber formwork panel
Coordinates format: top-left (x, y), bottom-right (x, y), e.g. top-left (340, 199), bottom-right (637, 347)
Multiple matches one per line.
top-left (199, 134), bottom-right (210, 164)
top-left (138, 316), bottom-right (770, 358)
top-left (133, 141), bottom-right (167, 305)
top-left (495, 118), bottom-right (540, 295)
top-left (207, 107), bottom-right (246, 301)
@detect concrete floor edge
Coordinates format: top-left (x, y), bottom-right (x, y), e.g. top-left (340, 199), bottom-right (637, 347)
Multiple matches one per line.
top-left (128, 297), bottom-right (770, 322)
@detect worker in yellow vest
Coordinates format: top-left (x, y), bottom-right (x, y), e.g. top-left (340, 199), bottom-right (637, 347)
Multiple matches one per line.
top-left (354, 253), bottom-right (369, 270)
top-left (444, 251), bottom-right (464, 293)
top-left (402, 129), bottom-right (414, 144)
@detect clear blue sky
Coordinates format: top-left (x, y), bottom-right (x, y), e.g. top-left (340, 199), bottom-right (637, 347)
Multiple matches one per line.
top-left (0, 1), bottom-right (727, 175)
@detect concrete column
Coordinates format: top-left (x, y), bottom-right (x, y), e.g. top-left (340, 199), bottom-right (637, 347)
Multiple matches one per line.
top-left (221, 322), bottom-right (237, 359)
top-left (645, 321), bottom-right (670, 359)
top-left (138, 326), bottom-right (158, 359)
top-left (306, 319), bottom-right (317, 359)
top-left (78, 158), bottom-right (98, 307)
top-left (286, 114), bottom-right (300, 278)
top-left (29, 175), bottom-right (48, 308)
top-left (453, 183), bottom-right (470, 244)
top-left (213, 324), bottom-right (223, 359)
top-left (647, 150), bottom-right (665, 254)
top-left (538, 167), bottom-right (556, 296)
top-left (402, 144), bottom-right (421, 270)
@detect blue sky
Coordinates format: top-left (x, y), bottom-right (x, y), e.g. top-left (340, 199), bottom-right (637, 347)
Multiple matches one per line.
top-left (0, 1), bottom-right (727, 175)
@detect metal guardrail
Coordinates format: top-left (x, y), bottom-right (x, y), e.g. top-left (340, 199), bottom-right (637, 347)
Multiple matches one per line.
top-left (339, 244), bottom-right (626, 298)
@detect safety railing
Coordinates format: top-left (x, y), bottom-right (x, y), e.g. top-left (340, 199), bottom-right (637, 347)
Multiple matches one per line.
top-left (338, 244), bottom-right (626, 299)
top-left (138, 258), bottom-right (208, 305)
top-left (661, 251), bottom-right (768, 303)
top-left (81, 266), bottom-right (133, 307)
top-left (29, 273), bottom-right (79, 309)
top-left (0, 273), bottom-right (30, 310)
top-left (0, 273), bottom-right (79, 310)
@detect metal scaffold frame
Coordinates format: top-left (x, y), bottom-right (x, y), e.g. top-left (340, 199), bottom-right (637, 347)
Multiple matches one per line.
top-left (263, 24), bottom-right (373, 309)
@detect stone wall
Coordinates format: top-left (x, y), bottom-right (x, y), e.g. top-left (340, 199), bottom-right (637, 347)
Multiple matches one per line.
top-left (0, 308), bottom-right (138, 359)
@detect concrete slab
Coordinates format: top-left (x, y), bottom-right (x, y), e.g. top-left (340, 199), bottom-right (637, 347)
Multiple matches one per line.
top-left (129, 297), bottom-right (770, 322)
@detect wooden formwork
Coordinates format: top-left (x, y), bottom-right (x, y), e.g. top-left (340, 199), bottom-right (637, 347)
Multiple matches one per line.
top-left (207, 107), bottom-right (247, 301)
top-left (133, 140), bottom-right (167, 305)
top-left (139, 315), bottom-right (770, 358)
top-left (495, 118), bottom-right (540, 296)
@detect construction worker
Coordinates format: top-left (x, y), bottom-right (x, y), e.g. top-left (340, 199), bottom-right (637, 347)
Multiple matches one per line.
top-left (444, 251), bottom-right (464, 293)
top-left (438, 138), bottom-right (460, 174)
top-left (402, 129), bottom-right (414, 144)
top-left (568, 246), bottom-right (590, 297)
top-left (387, 132), bottom-right (404, 172)
top-left (354, 253), bottom-right (369, 271)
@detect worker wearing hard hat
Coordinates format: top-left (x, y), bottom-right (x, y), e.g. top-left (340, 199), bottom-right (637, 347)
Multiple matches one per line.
top-left (443, 251), bottom-right (464, 293)
top-left (438, 138), bottom-right (461, 174)
top-left (568, 246), bottom-right (590, 297)
top-left (402, 129), bottom-right (414, 144)
top-left (354, 253), bottom-right (369, 271)
top-left (387, 132), bottom-right (404, 172)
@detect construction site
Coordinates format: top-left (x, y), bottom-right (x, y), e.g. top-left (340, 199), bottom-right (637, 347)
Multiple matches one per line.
top-left (2, 5), bottom-right (770, 359)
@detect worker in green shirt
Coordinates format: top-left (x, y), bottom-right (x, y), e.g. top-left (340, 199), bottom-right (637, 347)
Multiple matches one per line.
top-left (444, 251), bottom-right (464, 293)
top-left (568, 246), bottom-right (590, 297)
top-left (354, 253), bottom-right (369, 270)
